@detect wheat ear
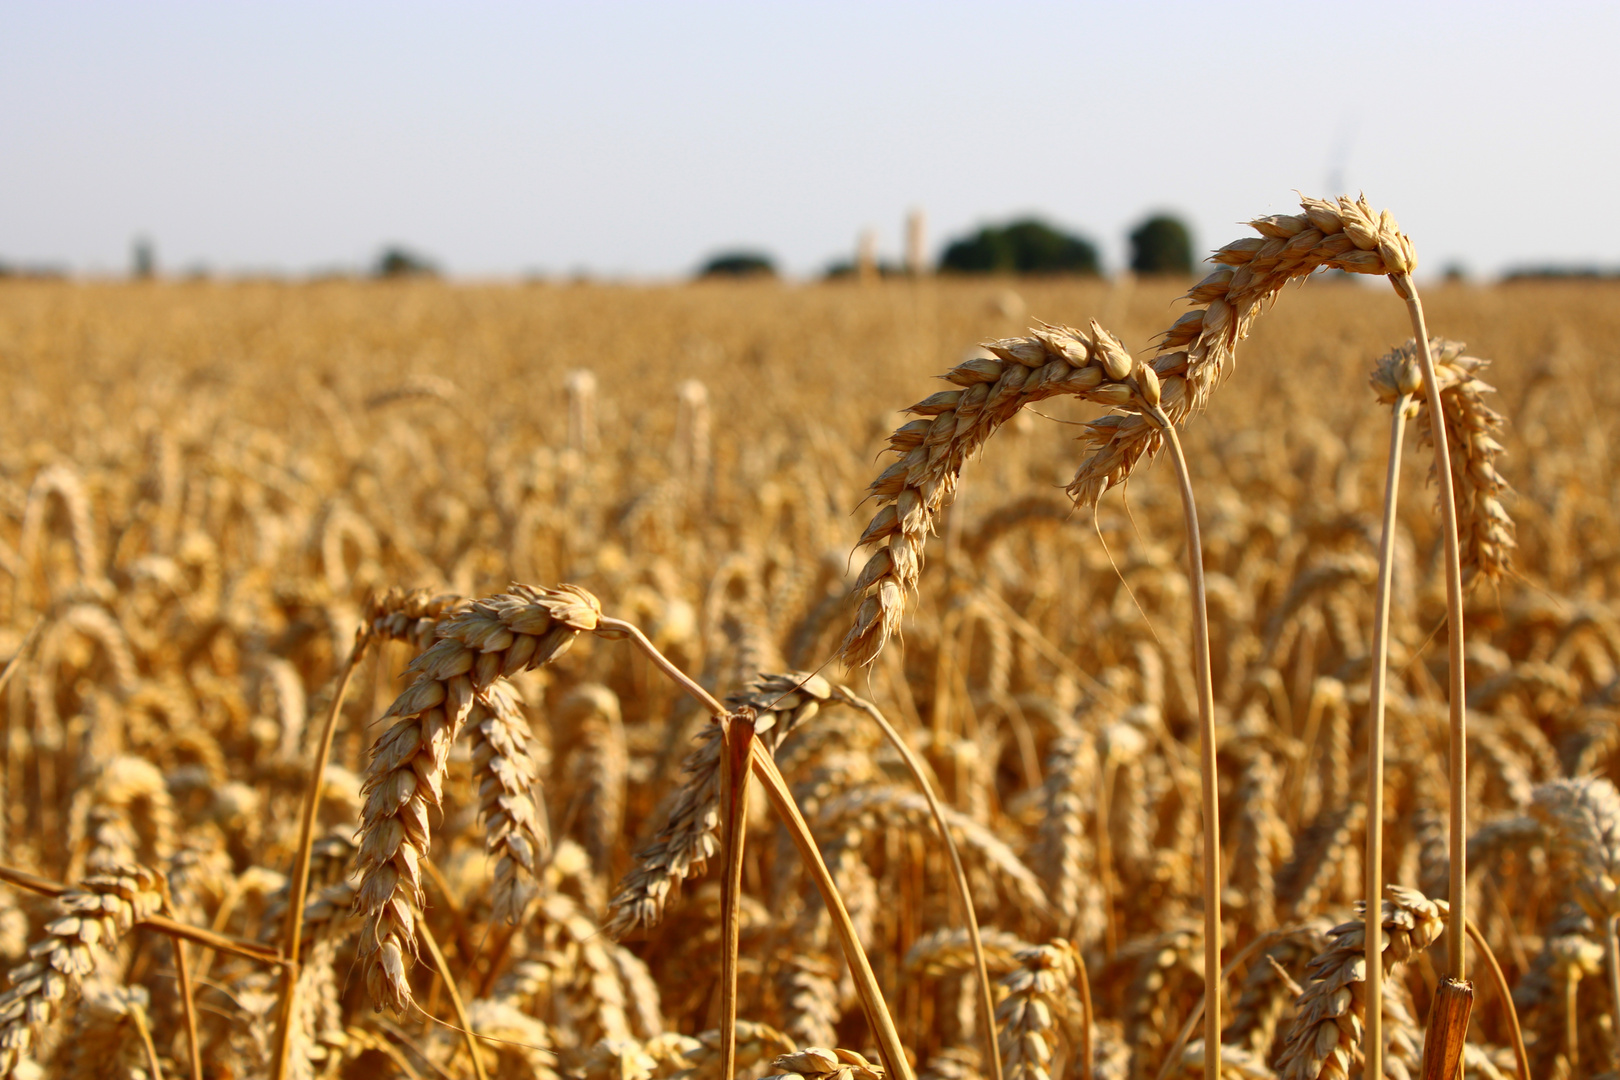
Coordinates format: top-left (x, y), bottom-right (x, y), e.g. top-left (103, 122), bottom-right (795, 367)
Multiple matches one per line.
top-left (1375, 339), bottom-right (1515, 585)
top-left (839, 320), bottom-right (1162, 667)
top-left (764, 1046), bottom-right (885, 1080)
top-left (0, 865), bottom-right (165, 1076)
top-left (1531, 775), bottom-right (1620, 1064)
top-left (353, 583), bottom-right (601, 1013)
top-left (1274, 886), bottom-right (1448, 1080)
top-left (996, 940), bottom-right (1080, 1080)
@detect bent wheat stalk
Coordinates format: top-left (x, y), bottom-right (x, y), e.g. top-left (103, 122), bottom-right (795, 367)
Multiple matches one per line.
top-left (837, 194), bottom-right (1434, 1080)
top-left (1142, 403), bottom-right (1222, 1080)
top-left (718, 708), bottom-right (756, 1080)
top-left (1366, 337), bottom-right (1512, 1073)
top-left (1362, 345), bottom-right (1422, 1080)
top-left (1390, 280), bottom-right (1471, 992)
top-left (835, 687), bottom-right (1003, 1080)
top-left (599, 619), bottom-right (914, 1080)
top-left (272, 628), bottom-right (369, 1080)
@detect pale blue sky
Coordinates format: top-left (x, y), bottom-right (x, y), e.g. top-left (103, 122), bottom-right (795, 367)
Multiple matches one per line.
top-left (2, 1), bottom-right (1615, 279)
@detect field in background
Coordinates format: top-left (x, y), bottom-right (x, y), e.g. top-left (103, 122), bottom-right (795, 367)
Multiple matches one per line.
top-left (0, 277), bottom-right (1617, 1078)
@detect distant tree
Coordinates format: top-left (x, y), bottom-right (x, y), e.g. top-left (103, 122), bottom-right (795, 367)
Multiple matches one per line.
top-left (1127, 214), bottom-right (1194, 275)
top-left (131, 236), bottom-right (156, 280)
top-left (374, 246), bottom-right (440, 278)
top-left (823, 258), bottom-right (901, 280)
top-left (939, 219), bottom-right (1100, 275)
top-left (698, 251), bottom-right (777, 279)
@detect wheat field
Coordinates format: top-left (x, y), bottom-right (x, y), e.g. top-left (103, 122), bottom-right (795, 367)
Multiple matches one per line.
top-left (0, 253), bottom-right (1618, 1080)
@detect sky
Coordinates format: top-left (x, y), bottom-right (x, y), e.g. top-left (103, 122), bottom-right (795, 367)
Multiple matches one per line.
top-left (2, 1), bottom-right (1617, 281)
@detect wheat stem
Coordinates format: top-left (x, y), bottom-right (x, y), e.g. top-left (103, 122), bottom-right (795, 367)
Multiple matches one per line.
top-left (1464, 918), bottom-right (1529, 1080)
top-left (1145, 405), bottom-right (1220, 1080)
top-left (271, 630), bottom-right (367, 1080)
top-left (128, 993), bottom-right (166, 1080)
top-left (1606, 913), bottom-right (1620, 1072)
top-left (418, 911), bottom-right (489, 1080)
top-left (749, 742), bottom-right (915, 1080)
top-left (835, 688), bottom-right (1003, 1080)
top-left (594, 619), bottom-right (912, 1080)
top-left (1365, 390), bottom-right (1413, 1080)
top-left (718, 710), bottom-right (756, 1080)
top-left (1392, 274), bottom-right (1469, 982)
top-left (173, 935), bottom-right (203, 1080)
top-left (1074, 946), bottom-right (1094, 1080)
top-left (597, 616), bottom-right (727, 714)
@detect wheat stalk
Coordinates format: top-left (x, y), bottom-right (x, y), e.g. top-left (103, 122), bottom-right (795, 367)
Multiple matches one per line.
top-left (1359, 341), bottom-right (1422, 1080)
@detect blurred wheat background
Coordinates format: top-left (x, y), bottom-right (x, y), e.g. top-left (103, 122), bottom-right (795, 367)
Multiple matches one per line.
top-left (0, 268), bottom-right (1617, 1079)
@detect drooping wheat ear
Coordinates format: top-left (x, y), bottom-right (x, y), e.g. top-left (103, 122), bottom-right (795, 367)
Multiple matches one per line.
top-left (353, 583), bottom-right (601, 1013)
top-left (1372, 338), bottom-right (1516, 584)
top-left (995, 940), bottom-right (1080, 1080)
top-left (1066, 193), bottom-right (1421, 532)
top-left (68, 755), bottom-right (176, 879)
top-left (468, 680), bottom-right (550, 921)
top-left (841, 195), bottom-right (1415, 670)
top-left (764, 1046), bottom-right (886, 1080)
top-left (16, 463), bottom-right (111, 611)
top-left (905, 927), bottom-right (1039, 980)
top-left (1273, 885), bottom-right (1448, 1080)
top-left (840, 321), bottom-right (1162, 666)
top-left (1529, 777), bottom-right (1620, 1049)
top-left (560, 683), bottom-right (629, 875)
top-left (1171, 195), bottom-right (1414, 399)
top-left (364, 586), bottom-right (467, 651)
top-left (0, 865), bottom-right (165, 1075)
top-left (1034, 718), bottom-right (1105, 948)
top-left (1530, 778), bottom-right (1620, 925)
top-left (603, 672), bottom-right (831, 939)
